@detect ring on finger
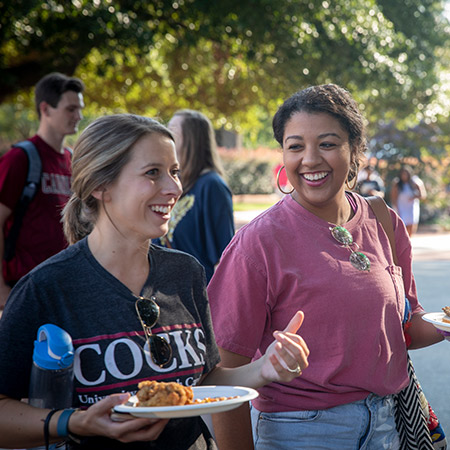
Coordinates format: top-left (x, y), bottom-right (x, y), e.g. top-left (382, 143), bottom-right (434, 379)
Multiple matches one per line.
top-left (286, 363), bottom-right (302, 375)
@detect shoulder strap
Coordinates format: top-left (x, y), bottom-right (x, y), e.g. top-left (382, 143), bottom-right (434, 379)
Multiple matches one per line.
top-left (16, 140), bottom-right (42, 200)
top-left (3, 141), bottom-right (42, 262)
top-left (365, 196), bottom-right (398, 265)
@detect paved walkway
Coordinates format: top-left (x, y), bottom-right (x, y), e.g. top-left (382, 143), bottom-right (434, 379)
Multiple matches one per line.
top-left (411, 231), bottom-right (450, 261)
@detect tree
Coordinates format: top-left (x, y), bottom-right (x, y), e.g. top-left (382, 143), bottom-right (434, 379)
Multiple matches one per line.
top-left (1, 0), bottom-right (448, 130)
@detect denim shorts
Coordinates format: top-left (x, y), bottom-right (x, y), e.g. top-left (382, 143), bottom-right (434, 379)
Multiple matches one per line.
top-left (250, 394), bottom-right (400, 449)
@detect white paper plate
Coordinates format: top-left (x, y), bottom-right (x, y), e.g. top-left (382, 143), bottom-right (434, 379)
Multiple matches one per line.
top-left (422, 312), bottom-right (450, 332)
top-left (113, 385), bottom-right (259, 419)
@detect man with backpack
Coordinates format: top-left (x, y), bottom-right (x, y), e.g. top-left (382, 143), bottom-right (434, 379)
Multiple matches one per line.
top-left (0, 72), bottom-right (85, 309)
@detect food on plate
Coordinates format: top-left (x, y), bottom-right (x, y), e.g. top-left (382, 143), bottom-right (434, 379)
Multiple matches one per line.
top-left (135, 381), bottom-right (241, 407)
top-left (442, 306), bottom-right (450, 324)
top-left (136, 380), bottom-right (193, 407)
top-left (191, 396), bottom-right (238, 404)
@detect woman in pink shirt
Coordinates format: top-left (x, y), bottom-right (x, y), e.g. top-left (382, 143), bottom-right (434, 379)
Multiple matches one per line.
top-left (207, 84), bottom-right (445, 449)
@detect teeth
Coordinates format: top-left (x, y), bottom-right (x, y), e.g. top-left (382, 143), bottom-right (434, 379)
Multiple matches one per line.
top-left (151, 205), bottom-right (170, 213)
top-left (303, 172), bottom-right (328, 181)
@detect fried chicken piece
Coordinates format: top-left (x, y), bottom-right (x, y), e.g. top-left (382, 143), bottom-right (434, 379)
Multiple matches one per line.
top-left (442, 306), bottom-right (450, 323)
top-left (136, 380), bottom-right (193, 407)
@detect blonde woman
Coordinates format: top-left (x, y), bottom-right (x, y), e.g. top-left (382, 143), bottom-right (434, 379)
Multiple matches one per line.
top-left (0, 114), bottom-right (309, 450)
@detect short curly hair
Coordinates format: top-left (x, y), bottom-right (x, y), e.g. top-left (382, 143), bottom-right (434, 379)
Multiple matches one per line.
top-left (272, 84), bottom-right (367, 182)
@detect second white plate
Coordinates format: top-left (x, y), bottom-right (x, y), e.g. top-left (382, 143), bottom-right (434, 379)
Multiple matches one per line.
top-left (422, 312), bottom-right (450, 332)
top-left (114, 385), bottom-right (259, 419)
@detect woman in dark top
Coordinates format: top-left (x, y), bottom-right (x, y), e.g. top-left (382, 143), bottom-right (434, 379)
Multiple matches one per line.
top-left (0, 114), bottom-right (309, 449)
top-left (155, 110), bottom-right (234, 281)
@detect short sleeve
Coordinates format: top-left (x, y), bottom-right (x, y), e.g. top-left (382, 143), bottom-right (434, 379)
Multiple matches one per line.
top-left (207, 238), bottom-right (269, 358)
top-left (391, 208), bottom-right (423, 315)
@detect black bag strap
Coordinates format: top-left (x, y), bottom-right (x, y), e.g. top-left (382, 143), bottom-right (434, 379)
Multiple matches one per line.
top-left (3, 140), bottom-right (42, 261)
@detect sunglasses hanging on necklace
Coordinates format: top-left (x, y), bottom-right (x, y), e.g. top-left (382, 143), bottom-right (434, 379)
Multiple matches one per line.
top-left (329, 225), bottom-right (371, 272)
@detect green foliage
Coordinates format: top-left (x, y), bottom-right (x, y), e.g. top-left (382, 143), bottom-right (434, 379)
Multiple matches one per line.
top-left (219, 147), bottom-right (279, 195)
top-left (0, 102), bottom-right (37, 153)
top-left (1, 0), bottom-right (450, 215)
top-left (1, 0), bottom-right (449, 129)
top-left (367, 119), bottom-right (450, 223)
top-left (223, 159), bottom-right (274, 195)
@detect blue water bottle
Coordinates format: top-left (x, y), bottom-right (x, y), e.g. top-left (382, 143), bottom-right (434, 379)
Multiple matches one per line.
top-left (28, 324), bottom-right (74, 449)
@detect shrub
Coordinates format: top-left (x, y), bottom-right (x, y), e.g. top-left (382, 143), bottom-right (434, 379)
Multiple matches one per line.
top-left (219, 147), bottom-right (280, 195)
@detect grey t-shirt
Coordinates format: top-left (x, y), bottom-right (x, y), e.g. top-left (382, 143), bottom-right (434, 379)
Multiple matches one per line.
top-left (0, 238), bottom-right (220, 449)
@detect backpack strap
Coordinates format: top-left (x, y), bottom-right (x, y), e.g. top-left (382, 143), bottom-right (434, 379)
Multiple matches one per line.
top-left (365, 195), bottom-right (398, 265)
top-left (3, 140), bottom-right (42, 262)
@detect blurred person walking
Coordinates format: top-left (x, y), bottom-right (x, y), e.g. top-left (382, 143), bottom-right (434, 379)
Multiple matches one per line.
top-left (0, 72), bottom-right (85, 309)
top-left (391, 166), bottom-right (427, 236)
top-left (154, 110), bottom-right (234, 282)
top-left (356, 164), bottom-right (385, 198)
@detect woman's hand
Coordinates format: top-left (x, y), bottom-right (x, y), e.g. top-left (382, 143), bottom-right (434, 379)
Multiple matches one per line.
top-left (260, 311), bottom-right (309, 383)
top-left (200, 311), bottom-right (309, 389)
top-left (69, 393), bottom-right (169, 443)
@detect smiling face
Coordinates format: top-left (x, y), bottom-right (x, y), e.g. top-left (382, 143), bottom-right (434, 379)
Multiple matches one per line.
top-left (283, 111), bottom-right (353, 216)
top-left (101, 132), bottom-right (183, 241)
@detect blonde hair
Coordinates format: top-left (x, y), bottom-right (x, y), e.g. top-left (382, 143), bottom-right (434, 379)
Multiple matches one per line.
top-left (172, 109), bottom-right (224, 194)
top-left (63, 114), bottom-right (173, 244)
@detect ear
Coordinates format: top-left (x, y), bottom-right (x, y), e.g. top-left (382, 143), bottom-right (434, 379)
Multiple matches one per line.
top-left (91, 187), bottom-right (111, 202)
top-left (39, 101), bottom-right (51, 118)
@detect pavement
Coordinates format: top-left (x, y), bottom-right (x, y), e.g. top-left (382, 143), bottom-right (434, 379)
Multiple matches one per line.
top-left (411, 231), bottom-right (450, 261)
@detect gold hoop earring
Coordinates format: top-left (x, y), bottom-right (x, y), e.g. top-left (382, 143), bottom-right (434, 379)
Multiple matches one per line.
top-left (345, 165), bottom-right (358, 191)
top-left (277, 165), bottom-right (294, 195)
top-left (345, 176), bottom-right (357, 191)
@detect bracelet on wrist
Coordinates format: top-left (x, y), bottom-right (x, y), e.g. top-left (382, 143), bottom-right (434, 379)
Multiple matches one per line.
top-left (56, 408), bottom-right (77, 438)
top-left (57, 408), bottom-right (84, 444)
top-left (44, 409), bottom-right (62, 450)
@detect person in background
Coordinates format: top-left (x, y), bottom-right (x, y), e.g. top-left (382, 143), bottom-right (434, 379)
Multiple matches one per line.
top-left (0, 72), bottom-right (85, 309)
top-left (356, 164), bottom-right (385, 198)
top-left (207, 84), bottom-right (444, 449)
top-left (390, 165), bottom-right (427, 236)
top-left (154, 109), bottom-right (234, 282)
top-left (0, 114), bottom-right (309, 450)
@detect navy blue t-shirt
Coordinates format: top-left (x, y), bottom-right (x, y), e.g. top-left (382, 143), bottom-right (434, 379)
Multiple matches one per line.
top-left (155, 171), bottom-right (234, 281)
top-left (0, 239), bottom-right (220, 449)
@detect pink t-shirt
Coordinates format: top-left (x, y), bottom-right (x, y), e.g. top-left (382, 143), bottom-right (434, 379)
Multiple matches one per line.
top-left (207, 193), bottom-right (423, 412)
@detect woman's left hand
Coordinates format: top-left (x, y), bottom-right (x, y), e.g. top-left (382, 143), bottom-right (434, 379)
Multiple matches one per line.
top-left (261, 311), bottom-right (309, 383)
